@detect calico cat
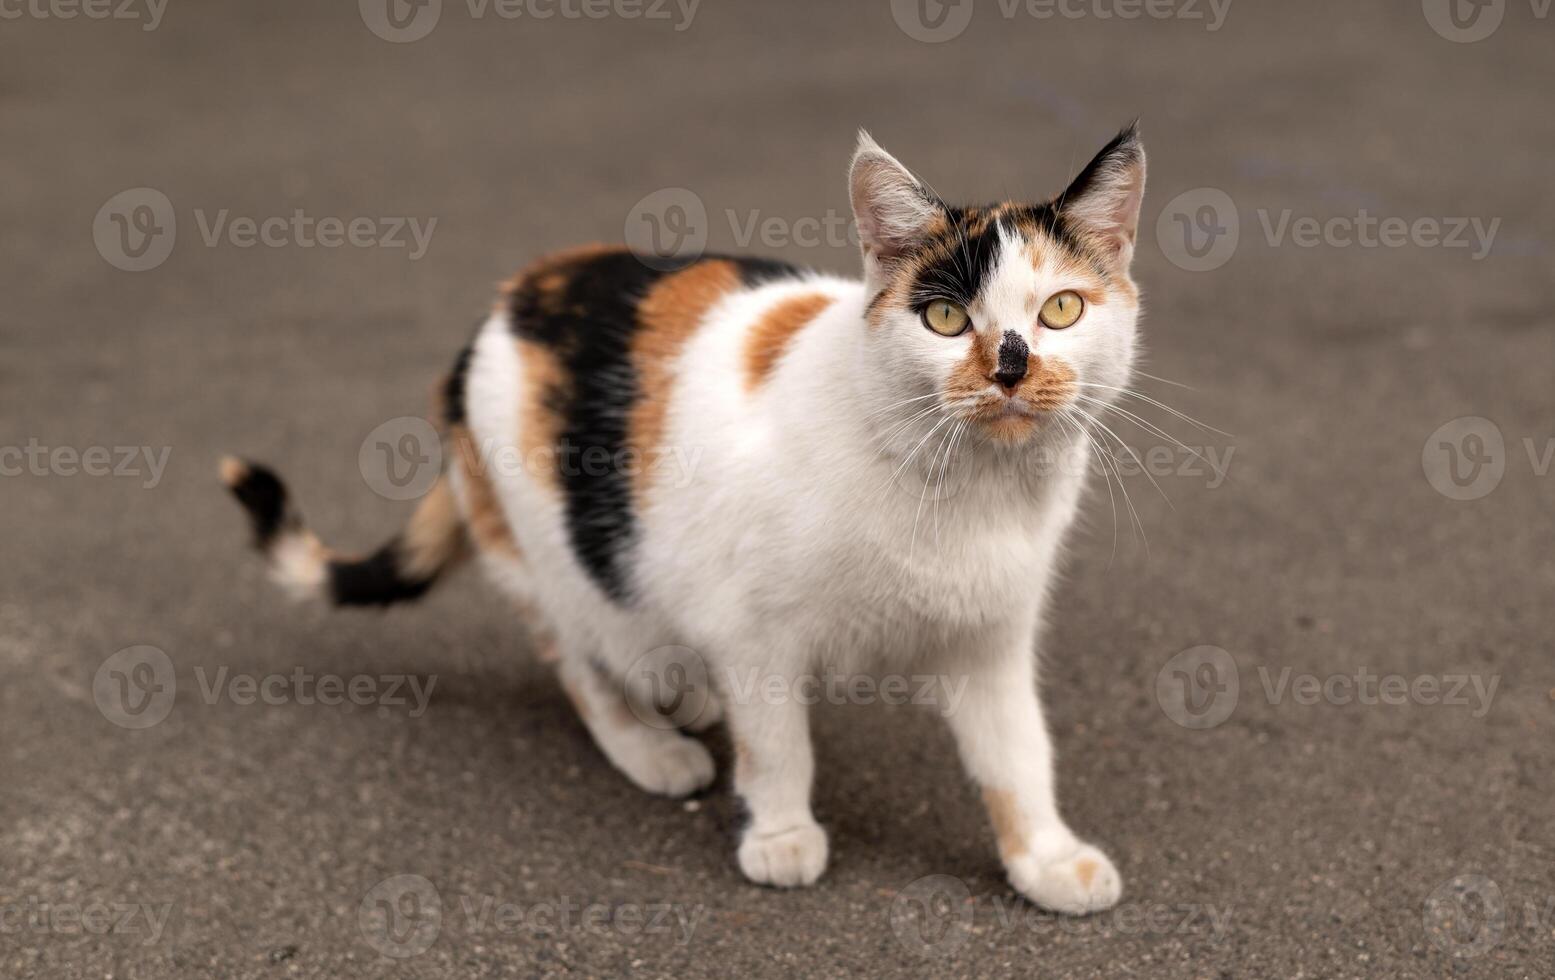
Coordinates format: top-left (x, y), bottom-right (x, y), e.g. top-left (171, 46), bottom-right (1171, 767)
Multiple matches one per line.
top-left (222, 126), bottom-right (1146, 914)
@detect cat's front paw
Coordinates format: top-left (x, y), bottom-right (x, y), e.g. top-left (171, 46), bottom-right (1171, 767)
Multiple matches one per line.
top-left (737, 822), bottom-right (828, 888)
top-left (1007, 842), bottom-right (1121, 915)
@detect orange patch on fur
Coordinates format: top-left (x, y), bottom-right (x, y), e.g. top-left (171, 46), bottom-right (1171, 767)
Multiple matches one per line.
top-left (451, 425), bottom-right (519, 559)
top-left (399, 477), bottom-right (468, 579)
top-left (629, 260), bottom-right (743, 499)
top-left (1074, 858), bottom-right (1099, 888)
top-left (515, 337), bottom-right (568, 497)
top-left (1025, 356), bottom-right (1078, 411)
top-left (744, 293), bottom-right (835, 390)
top-left (981, 787), bottom-right (1029, 860)
top-left (944, 327), bottom-right (1000, 402)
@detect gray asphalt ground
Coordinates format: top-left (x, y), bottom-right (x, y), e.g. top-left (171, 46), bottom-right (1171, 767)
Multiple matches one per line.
top-left (4, 0), bottom-right (1553, 976)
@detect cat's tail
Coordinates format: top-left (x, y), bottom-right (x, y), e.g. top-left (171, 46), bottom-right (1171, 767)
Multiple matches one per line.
top-left (219, 456), bottom-right (467, 606)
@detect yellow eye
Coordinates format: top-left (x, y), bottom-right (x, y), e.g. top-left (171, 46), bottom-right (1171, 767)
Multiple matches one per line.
top-left (923, 300), bottom-right (971, 337)
top-left (1039, 290), bottom-right (1085, 330)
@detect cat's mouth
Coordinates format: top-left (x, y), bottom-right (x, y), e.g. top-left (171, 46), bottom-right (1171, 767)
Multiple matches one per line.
top-left (956, 388), bottom-right (1070, 443)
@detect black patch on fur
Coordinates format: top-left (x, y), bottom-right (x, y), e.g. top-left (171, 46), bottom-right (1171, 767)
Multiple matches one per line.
top-left (328, 540), bottom-right (433, 607)
top-left (508, 250), bottom-right (800, 603)
top-left (514, 250), bottom-right (661, 602)
top-left (905, 208), bottom-right (1023, 311)
top-left (735, 256), bottom-right (805, 288)
top-left (227, 462), bottom-right (292, 548)
top-left (441, 333), bottom-right (477, 428)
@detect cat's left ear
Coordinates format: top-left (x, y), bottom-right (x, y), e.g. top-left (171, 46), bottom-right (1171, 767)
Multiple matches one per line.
top-left (1056, 125), bottom-right (1147, 269)
top-left (850, 132), bottom-right (942, 277)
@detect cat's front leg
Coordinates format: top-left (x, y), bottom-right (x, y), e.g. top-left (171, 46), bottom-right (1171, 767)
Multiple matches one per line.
top-left (727, 689), bottom-right (828, 887)
top-left (944, 637), bottom-right (1122, 915)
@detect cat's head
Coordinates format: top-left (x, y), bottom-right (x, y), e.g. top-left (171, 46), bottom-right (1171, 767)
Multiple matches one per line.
top-left (849, 127), bottom-right (1145, 447)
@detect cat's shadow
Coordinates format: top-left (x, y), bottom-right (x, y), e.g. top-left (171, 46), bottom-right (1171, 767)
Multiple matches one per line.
top-left (423, 667), bottom-right (1000, 882)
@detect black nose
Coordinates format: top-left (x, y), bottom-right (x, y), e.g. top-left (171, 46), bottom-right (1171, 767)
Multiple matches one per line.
top-left (994, 330), bottom-right (1028, 389)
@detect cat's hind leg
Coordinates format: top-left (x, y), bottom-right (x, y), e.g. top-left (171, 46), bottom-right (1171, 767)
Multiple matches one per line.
top-left (556, 651), bottom-right (716, 798)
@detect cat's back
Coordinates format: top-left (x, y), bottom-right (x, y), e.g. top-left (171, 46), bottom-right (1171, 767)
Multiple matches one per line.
top-left (463, 244), bottom-right (832, 601)
top-left (503, 244), bottom-right (803, 351)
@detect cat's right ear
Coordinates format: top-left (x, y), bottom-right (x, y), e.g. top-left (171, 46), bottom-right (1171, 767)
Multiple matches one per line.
top-left (850, 132), bottom-right (941, 274)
